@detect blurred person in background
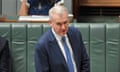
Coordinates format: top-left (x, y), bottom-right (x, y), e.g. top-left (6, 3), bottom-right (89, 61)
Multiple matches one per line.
top-left (19, 0), bottom-right (63, 16)
top-left (0, 36), bottom-right (10, 72)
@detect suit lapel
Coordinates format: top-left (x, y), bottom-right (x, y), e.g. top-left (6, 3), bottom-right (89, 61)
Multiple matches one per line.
top-left (48, 29), bottom-right (68, 69)
top-left (67, 29), bottom-right (79, 69)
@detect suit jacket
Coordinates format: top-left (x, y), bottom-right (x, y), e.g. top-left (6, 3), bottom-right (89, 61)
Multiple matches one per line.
top-left (0, 37), bottom-right (10, 72)
top-left (28, 0), bottom-right (60, 15)
top-left (35, 27), bottom-right (90, 72)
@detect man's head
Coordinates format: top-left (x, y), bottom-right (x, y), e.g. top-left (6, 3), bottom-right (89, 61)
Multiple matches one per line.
top-left (49, 5), bottom-right (69, 36)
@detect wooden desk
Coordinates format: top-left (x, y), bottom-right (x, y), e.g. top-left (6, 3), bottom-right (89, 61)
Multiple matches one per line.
top-left (0, 16), bottom-right (18, 22)
top-left (18, 16), bottom-right (49, 23)
top-left (18, 14), bottom-right (73, 23)
top-left (0, 14), bottom-right (73, 23)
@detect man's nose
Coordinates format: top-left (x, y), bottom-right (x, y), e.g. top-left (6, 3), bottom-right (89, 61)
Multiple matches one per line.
top-left (61, 24), bottom-right (66, 29)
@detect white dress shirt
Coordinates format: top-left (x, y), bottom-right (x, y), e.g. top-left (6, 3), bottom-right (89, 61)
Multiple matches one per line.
top-left (52, 28), bottom-right (77, 72)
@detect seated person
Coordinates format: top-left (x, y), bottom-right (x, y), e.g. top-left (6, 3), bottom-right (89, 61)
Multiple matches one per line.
top-left (0, 36), bottom-right (10, 72)
top-left (19, 0), bottom-right (62, 16)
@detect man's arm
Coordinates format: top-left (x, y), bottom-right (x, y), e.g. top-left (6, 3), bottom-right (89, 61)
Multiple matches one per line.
top-left (34, 42), bottom-right (50, 72)
top-left (79, 31), bottom-right (90, 72)
top-left (0, 40), bottom-right (10, 72)
top-left (19, 0), bottom-right (28, 16)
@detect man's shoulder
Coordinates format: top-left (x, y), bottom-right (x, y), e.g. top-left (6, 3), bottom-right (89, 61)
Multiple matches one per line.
top-left (68, 26), bottom-right (82, 37)
top-left (37, 29), bottom-right (52, 43)
top-left (69, 26), bottom-right (80, 33)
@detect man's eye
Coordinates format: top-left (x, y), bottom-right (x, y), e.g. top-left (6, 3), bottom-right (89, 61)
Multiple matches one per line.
top-left (64, 21), bottom-right (68, 25)
top-left (64, 22), bottom-right (67, 24)
top-left (56, 23), bottom-right (61, 26)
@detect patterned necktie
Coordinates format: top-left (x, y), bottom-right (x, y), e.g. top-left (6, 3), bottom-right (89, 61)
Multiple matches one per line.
top-left (62, 36), bottom-right (74, 72)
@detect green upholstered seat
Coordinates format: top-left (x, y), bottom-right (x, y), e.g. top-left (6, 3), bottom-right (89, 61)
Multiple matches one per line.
top-left (0, 23), bottom-right (120, 72)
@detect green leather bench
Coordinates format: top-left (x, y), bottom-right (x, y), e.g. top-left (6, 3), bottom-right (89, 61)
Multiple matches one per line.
top-left (0, 23), bottom-right (120, 72)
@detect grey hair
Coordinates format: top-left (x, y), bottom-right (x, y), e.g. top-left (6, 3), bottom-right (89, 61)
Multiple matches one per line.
top-left (49, 5), bottom-right (69, 19)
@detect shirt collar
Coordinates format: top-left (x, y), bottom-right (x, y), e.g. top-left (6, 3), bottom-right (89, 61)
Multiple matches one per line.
top-left (51, 28), bottom-right (67, 41)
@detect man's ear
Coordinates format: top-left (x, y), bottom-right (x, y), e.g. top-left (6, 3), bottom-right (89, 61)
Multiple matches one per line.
top-left (48, 20), bottom-right (52, 26)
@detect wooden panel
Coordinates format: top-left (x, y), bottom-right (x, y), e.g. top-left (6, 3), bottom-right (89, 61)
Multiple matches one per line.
top-left (80, 0), bottom-right (120, 6)
top-left (72, 0), bottom-right (79, 19)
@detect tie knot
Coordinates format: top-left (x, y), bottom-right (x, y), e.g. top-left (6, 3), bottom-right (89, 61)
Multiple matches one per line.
top-left (62, 36), bottom-right (66, 42)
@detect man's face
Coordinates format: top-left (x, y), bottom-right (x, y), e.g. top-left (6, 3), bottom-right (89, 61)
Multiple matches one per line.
top-left (49, 12), bottom-right (69, 36)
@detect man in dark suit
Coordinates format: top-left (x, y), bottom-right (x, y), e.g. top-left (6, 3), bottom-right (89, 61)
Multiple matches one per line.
top-left (0, 36), bottom-right (10, 72)
top-left (19, 0), bottom-right (61, 15)
top-left (35, 5), bottom-right (90, 72)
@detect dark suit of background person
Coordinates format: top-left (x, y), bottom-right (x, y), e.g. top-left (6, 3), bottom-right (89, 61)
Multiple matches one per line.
top-left (35, 5), bottom-right (90, 72)
top-left (19, 0), bottom-right (60, 16)
top-left (0, 36), bottom-right (10, 72)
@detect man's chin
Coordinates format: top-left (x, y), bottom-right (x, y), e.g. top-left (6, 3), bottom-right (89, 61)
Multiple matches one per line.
top-left (61, 33), bottom-right (66, 36)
